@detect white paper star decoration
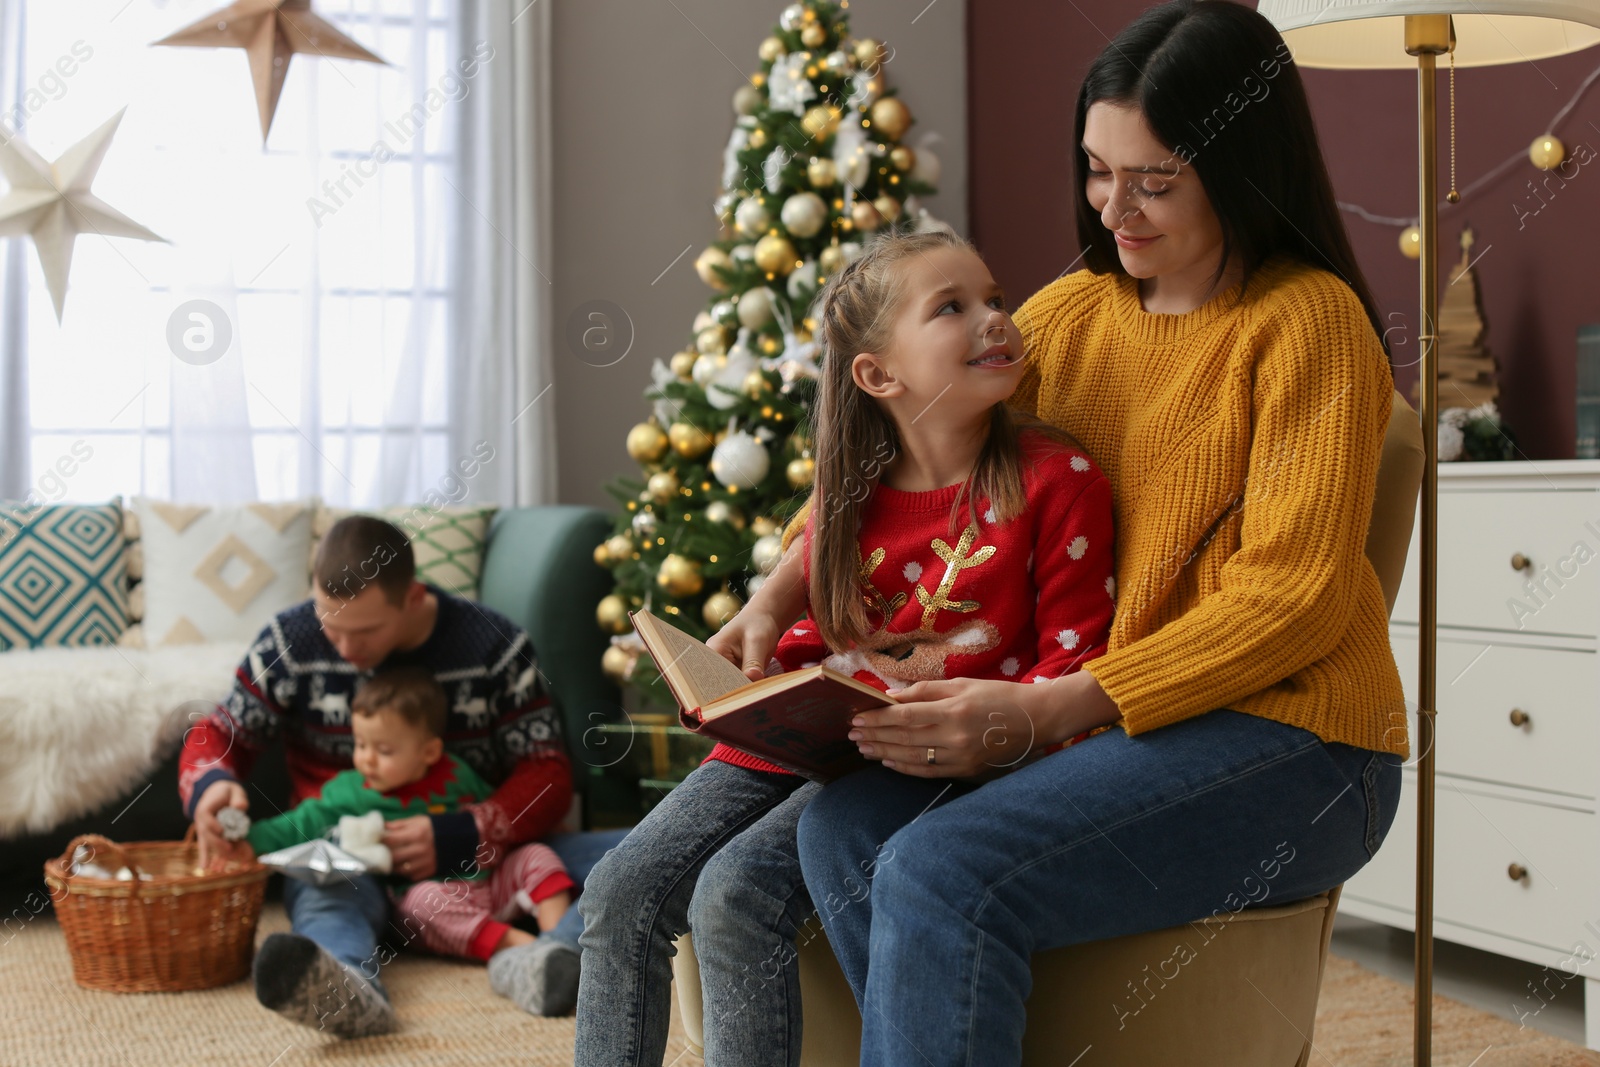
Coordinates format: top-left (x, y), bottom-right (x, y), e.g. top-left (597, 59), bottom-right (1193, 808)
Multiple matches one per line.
top-left (0, 109), bottom-right (166, 322)
top-left (153, 0), bottom-right (389, 143)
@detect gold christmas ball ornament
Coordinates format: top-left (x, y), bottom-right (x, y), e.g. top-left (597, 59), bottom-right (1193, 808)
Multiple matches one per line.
top-left (626, 421), bottom-right (669, 463)
top-left (807, 156), bottom-right (838, 189)
top-left (751, 534), bottom-right (784, 574)
top-left (603, 534), bottom-right (634, 563)
top-left (873, 195), bottom-right (902, 223)
top-left (596, 594), bottom-right (630, 634)
top-left (744, 369), bottom-right (770, 398)
top-left (703, 589), bottom-right (744, 630)
top-left (819, 243), bottom-right (846, 274)
top-left (668, 421), bottom-right (714, 458)
top-left (780, 191), bottom-right (829, 238)
top-left (705, 500), bottom-right (746, 528)
top-left (647, 470), bottom-right (680, 504)
top-left (601, 644), bottom-right (637, 682)
top-left (1399, 226), bottom-right (1421, 260)
top-left (869, 97), bottom-right (912, 141)
top-left (758, 35), bottom-right (786, 63)
top-left (733, 84), bottom-right (764, 116)
top-left (751, 515), bottom-right (780, 537)
top-left (754, 233), bottom-right (800, 275)
top-left (592, 541), bottom-right (611, 567)
top-left (890, 145), bottom-right (916, 172)
top-left (670, 349), bottom-right (698, 380)
top-left (748, 127), bottom-right (768, 150)
top-left (737, 286), bottom-right (776, 330)
top-left (1530, 134), bottom-right (1566, 170)
top-left (800, 22), bottom-right (827, 49)
top-left (853, 37), bottom-right (885, 69)
top-left (694, 246), bottom-right (733, 290)
top-left (850, 200), bottom-right (883, 232)
top-left (801, 105), bottom-right (839, 141)
top-left (696, 325), bottom-right (729, 355)
top-left (786, 455), bottom-right (816, 488)
top-left (657, 553), bottom-right (705, 597)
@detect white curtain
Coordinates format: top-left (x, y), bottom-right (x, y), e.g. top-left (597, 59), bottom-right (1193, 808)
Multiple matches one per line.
top-left (0, 0), bottom-right (28, 501)
top-left (0, 1), bottom-right (555, 511)
top-left (448, 0), bottom-right (558, 507)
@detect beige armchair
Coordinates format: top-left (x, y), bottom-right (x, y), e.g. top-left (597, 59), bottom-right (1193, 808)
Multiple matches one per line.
top-left (673, 389), bottom-right (1426, 1066)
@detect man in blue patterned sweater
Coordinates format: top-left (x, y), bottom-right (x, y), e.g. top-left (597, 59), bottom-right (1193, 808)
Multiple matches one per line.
top-left (183, 515), bottom-right (615, 1035)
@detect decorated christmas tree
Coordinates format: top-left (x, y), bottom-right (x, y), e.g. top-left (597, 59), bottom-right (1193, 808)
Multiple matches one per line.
top-left (594, 0), bottom-right (945, 701)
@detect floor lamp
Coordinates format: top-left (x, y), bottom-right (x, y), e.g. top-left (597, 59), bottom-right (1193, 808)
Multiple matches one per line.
top-left (1255, 3), bottom-right (1600, 1064)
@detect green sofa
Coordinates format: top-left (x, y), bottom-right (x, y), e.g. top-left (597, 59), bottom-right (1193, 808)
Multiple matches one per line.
top-left (0, 504), bottom-right (636, 897)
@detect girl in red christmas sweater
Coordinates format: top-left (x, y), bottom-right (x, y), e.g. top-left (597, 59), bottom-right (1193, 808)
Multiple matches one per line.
top-left (574, 230), bottom-right (1114, 1067)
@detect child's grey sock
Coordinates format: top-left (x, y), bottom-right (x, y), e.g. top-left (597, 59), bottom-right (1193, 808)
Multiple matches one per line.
top-left (253, 932), bottom-right (396, 1038)
top-left (487, 935), bottom-right (580, 1017)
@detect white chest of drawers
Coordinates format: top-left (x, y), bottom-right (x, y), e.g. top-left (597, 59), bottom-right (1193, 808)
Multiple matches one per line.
top-left (1338, 459), bottom-right (1600, 1047)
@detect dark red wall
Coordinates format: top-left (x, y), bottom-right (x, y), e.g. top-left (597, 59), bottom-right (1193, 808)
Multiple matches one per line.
top-left (967, 0), bottom-right (1600, 460)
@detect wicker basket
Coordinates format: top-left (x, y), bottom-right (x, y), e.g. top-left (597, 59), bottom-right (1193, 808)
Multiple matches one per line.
top-left (42, 826), bottom-right (269, 993)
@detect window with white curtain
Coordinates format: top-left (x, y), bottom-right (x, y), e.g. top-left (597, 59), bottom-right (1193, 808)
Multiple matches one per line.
top-left (3, 0), bottom-right (479, 508)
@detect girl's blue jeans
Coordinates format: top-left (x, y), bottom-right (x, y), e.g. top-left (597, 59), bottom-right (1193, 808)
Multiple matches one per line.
top-left (795, 708), bottom-right (1403, 1067)
top-left (574, 759), bottom-right (820, 1067)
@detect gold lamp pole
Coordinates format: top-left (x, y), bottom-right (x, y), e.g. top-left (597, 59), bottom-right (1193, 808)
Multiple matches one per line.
top-left (1257, 4), bottom-right (1600, 1064)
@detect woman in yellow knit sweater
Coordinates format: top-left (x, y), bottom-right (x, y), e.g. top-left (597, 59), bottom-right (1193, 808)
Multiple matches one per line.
top-left (711, 3), bottom-right (1407, 1062)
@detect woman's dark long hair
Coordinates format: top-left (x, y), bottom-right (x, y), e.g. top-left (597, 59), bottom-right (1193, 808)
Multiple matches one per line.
top-left (1073, 0), bottom-right (1389, 360)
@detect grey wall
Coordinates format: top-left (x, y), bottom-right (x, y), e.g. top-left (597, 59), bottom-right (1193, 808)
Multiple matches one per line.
top-left (549, 0), bottom-right (968, 509)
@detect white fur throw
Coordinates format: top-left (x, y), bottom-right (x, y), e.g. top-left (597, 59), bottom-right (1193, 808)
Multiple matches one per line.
top-left (0, 642), bottom-right (245, 837)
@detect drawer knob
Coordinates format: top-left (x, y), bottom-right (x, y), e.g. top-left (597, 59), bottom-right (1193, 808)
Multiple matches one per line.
top-left (1509, 708), bottom-right (1531, 727)
top-left (1508, 863), bottom-right (1529, 882)
top-left (1510, 552), bottom-right (1532, 573)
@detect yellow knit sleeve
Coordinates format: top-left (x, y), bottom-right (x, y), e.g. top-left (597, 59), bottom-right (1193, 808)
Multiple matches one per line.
top-left (1084, 274), bottom-right (1393, 735)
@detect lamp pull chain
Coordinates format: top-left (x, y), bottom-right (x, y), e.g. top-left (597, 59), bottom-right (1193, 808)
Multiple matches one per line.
top-left (1447, 48), bottom-right (1461, 204)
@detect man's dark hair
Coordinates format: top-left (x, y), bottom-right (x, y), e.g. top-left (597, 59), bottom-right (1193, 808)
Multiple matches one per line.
top-left (352, 666), bottom-right (448, 738)
top-left (314, 515), bottom-right (415, 606)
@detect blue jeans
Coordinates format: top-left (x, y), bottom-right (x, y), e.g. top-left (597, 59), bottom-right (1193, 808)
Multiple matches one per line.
top-left (795, 709), bottom-right (1402, 1067)
top-left (543, 828), bottom-right (631, 949)
top-left (279, 828), bottom-right (629, 994)
top-left (282, 873), bottom-right (392, 998)
top-left (574, 760), bottom-right (820, 1067)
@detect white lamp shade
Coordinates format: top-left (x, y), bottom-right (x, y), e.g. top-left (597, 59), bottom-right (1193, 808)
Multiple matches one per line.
top-left (1258, 0), bottom-right (1600, 67)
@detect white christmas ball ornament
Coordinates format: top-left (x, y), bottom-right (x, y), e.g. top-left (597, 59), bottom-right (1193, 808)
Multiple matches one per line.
top-left (788, 259), bottom-right (820, 301)
top-left (693, 353), bottom-right (726, 387)
top-left (839, 240), bottom-right (863, 266)
top-left (780, 192), bottom-right (828, 238)
top-left (735, 197), bottom-right (772, 236)
top-left (692, 310), bottom-right (715, 333)
top-left (730, 242), bottom-right (756, 263)
top-left (747, 573), bottom-right (768, 598)
top-left (738, 287), bottom-right (776, 330)
top-left (911, 147), bottom-right (942, 187)
top-left (711, 431), bottom-right (771, 489)
top-left (752, 534), bottom-right (784, 574)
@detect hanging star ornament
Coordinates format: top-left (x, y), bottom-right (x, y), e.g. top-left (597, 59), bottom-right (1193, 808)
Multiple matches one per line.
top-left (0, 109), bottom-right (166, 322)
top-left (153, 0), bottom-right (389, 143)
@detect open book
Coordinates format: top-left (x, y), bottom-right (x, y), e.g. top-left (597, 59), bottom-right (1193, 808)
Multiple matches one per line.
top-left (630, 610), bottom-right (895, 781)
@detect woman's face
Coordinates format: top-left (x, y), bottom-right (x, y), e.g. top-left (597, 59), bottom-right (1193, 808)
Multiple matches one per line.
top-left (1082, 102), bottom-right (1227, 297)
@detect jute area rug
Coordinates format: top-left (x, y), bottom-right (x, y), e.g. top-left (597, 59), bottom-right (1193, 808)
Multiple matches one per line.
top-left (3, 903), bottom-right (1597, 1066)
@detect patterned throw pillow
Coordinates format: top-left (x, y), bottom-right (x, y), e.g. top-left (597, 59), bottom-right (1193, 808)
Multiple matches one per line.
top-left (313, 505), bottom-right (498, 599)
top-left (135, 498), bottom-right (315, 646)
top-left (0, 500), bottom-right (129, 649)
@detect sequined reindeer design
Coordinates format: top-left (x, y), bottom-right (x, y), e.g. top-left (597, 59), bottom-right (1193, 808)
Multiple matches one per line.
top-left (824, 522), bottom-right (1001, 691)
